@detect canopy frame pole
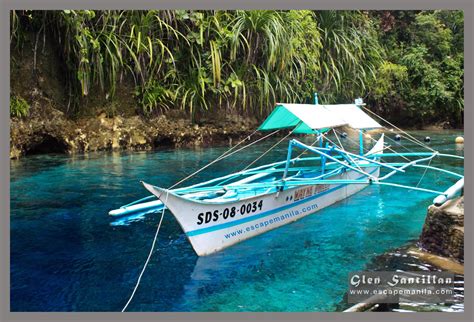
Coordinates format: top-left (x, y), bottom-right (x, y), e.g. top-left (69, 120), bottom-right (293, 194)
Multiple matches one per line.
top-left (290, 140), bottom-right (375, 179)
top-left (359, 130), bottom-right (364, 155)
top-left (319, 130), bottom-right (325, 174)
top-left (322, 141), bottom-right (329, 174)
top-left (282, 140), bottom-right (294, 180)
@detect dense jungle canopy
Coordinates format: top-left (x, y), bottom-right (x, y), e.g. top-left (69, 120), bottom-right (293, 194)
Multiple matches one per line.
top-left (10, 10), bottom-right (464, 127)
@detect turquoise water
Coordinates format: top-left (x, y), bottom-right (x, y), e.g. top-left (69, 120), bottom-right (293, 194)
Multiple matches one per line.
top-left (10, 130), bottom-right (463, 312)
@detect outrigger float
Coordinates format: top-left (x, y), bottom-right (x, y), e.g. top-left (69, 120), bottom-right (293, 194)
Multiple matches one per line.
top-left (109, 95), bottom-right (464, 256)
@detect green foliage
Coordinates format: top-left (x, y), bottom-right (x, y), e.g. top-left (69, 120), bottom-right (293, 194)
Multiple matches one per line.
top-left (370, 10), bottom-right (463, 126)
top-left (10, 10), bottom-right (463, 126)
top-left (10, 95), bottom-right (30, 118)
top-left (372, 61), bottom-right (408, 99)
top-left (314, 11), bottom-right (383, 102)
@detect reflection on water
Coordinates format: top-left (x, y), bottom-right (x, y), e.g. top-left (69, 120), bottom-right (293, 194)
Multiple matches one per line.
top-left (10, 130), bottom-right (463, 311)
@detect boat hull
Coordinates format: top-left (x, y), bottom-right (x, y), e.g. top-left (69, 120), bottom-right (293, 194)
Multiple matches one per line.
top-left (143, 166), bottom-right (380, 256)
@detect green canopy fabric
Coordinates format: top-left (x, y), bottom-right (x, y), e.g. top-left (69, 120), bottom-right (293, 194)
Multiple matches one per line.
top-left (258, 103), bottom-right (381, 133)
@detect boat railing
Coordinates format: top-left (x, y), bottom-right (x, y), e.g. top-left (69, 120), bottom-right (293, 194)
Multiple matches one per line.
top-left (110, 141), bottom-right (464, 216)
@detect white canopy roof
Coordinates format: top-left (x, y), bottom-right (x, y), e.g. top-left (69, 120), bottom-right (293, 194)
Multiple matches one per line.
top-left (258, 103), bottom-right (382, 133)
top-left (323, 104), bottom-right (382, 129)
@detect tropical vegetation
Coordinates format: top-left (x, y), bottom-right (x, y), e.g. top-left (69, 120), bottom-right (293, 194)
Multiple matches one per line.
top-left (10, 95), bottom-right (30, 118)
top-left (10, 10), bottom-right (463, 127)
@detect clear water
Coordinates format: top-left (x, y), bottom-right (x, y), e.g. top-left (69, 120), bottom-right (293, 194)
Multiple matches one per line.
top-left (10, 130), bottom-right (464, 312)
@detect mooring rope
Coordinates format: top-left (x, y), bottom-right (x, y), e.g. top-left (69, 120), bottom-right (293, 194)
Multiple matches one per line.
top-left (242, 129), bottom-right (296, 171)
top-left (359, 105), bottom-right (437, 153)
top-left (295, 133), bottom-right (324, 158)
top-left (350, 129), bottom-right (413, 163)
top-left (384, 133), bottom-right (420, 157)
top-left (121, 128), bottom-right (282, 311)
top-left (415, 156), bottom-right (433, 189)
top-left (121, 191), bottom-right (169, 312)
top-left (324, 130), bottom-right (372, 178)
top-left (331, 129), bottom-right (366, 173)
top-left (169, 129), bottom-right (279, 189)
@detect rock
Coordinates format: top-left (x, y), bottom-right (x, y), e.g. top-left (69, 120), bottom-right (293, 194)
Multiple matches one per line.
top-left (407, 247), bottom-right (464, 275)
top-left (419, 197), bottom-right (464, 262)
top-left (10, 146), bottom-right (22, 159)
top-left (112, 137), bottom-right (120, 149)
top-left (10, 103), bottom-right (259, 158)
top-left (131, 133), bottom-right (147, 146)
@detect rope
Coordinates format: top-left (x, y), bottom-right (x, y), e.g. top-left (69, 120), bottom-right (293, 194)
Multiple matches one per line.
top-left (353, 129), bottom-right (412, 163)
top-left (121, 128), bottom-right (282, 311)
top-left (331, 129), bottom-right (438, 188)
top-left (169, 129), bottom-right (278, 189)
top-left (242, 129), bottom-right (296, 171)
top-left (359, 105), bottom-right (437, 153)
top-left (329, 129), bottom-right (410, 164)
top-left (331, 129), bottom-right (364, 172)
top-left (324, 130), bottom-right (373, 178)
top-left (121, 191), bottom-right (169, 312)
top-left (384, 134), bottom-right (419, 157)
top-left (295, 133), bottom-right (324, 158)
top-left (415, 156), bottom-right (433, 188)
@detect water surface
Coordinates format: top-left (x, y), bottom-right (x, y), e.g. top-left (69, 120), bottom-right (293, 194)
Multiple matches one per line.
top-left (10, 130), bottom-right (464, 311)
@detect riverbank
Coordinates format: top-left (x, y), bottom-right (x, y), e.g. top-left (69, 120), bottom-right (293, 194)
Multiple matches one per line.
top-left (9, 28), bottom-right (462, 160)
top-left (9, 102), bottom-right (461, 159)
top-left (10, 103), bottom-right (259, 159)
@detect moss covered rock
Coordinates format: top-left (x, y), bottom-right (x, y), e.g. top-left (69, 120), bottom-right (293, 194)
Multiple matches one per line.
top-left (419, 197), bottom-right (464, 262)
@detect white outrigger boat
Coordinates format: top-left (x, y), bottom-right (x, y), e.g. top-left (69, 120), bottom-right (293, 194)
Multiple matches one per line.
top-left (110, 95), bottom-right (464, 256)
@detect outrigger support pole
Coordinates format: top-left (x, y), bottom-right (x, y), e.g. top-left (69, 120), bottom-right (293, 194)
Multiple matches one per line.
top-left (433, 178), bottom-right (464, 206)
top-left (373, 181), bottom-right (445, 196)
top-left (330, 147), bottom-right (404, 173)
top-left (378, 152), bottom-right (438, 181)
top-left (290, 139), bottom-right (375, 179)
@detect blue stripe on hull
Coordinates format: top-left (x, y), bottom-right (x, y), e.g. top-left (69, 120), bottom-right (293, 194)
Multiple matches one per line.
top-left (186, 168), bottom-right (378, 237)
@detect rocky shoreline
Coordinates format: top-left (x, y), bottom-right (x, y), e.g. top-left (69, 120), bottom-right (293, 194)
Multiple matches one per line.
top-left (10, 103), bottom-right (259, 159)
top-left (342, 196), bottom-right (464, 312)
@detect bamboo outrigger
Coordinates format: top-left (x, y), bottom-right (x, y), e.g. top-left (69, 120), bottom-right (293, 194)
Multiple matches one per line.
top-left (109, 95), bottom-right (464, 256)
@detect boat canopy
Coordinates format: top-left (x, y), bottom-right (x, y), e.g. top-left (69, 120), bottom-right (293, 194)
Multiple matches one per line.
top-left (258, 103), bottom-right (382, 133)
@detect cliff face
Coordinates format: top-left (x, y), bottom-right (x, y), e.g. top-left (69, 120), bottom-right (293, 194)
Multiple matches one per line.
top-left (10, 103), bottom-right (258, 159)
top-left (419, 197), bottom-right (464, 262)
top-left (10, 33), bottom-right (259, 159)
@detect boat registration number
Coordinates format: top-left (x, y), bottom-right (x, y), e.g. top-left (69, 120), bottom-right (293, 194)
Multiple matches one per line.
top-left (196, 200), bottom-right (264, 225)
